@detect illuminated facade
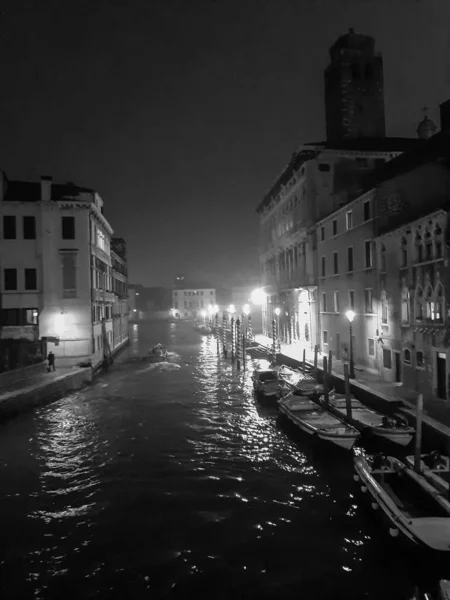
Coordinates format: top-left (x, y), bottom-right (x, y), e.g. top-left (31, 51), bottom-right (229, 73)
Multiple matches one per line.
top-left (172, 286), bottom-right (216, 319)
top-left (0, 174), bottom-right (122, 369)
top-left (111, 238), bottom-right (129, 352)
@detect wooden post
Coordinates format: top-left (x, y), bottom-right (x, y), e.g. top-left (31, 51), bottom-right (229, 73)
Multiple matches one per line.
top-left (302, 348), bottom-right (306, 376)
top-left (231, 316), bottom-right (235, 362)
top-left (344, 363), bottom-right (352, 420)
top-left (242, 333), bottom-right (246, 370)
top-left (328, 350), bottom-right (332, 375)
top-left (323, 356), bottom-right (329, 408)
top-left (414, 393), bottom-right (423, 474)
top-left (314, 345), bottom-right (318, 381)
top-left (236, 318), bottom-right (241, 371)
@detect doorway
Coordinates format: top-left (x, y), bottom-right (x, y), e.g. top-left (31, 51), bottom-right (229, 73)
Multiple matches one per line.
top-left (335, 333), bottom-right (340, 360)
top-left (437, 352), bottom-right (447, 399)
top-left (394, 352), bottom-right (401, 383)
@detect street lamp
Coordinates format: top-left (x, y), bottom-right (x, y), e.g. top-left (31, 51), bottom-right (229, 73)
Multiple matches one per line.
top-left (229, 304), bottom-right (236, 314)
top-left (250, 288), bottom-right (266, 305)
top-left (201, 309), bottom-right (206, 325)
top-left (345, 310), bottom-right (356, 379)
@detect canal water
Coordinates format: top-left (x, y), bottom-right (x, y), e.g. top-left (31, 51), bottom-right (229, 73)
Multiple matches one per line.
top-left (0, 321), bottom-right (447, 599)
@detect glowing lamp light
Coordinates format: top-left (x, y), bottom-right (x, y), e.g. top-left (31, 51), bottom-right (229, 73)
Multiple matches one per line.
top-left (133, 309), bottom-right (137, 312)
top-left (201, 310), bottom-right (206, 317)
top-left (250, 288), bottom-right (266, 306)
top-left (274, 307), bottom-right (281, 316)
top-left (346, 310), bottom-right (355, 323)
top-left (243, 304), bottom-right (250, 315)
top-left (229, 304), bottom-right (236, 314)
top-left (208, 304), bottom-right (214, 314)
top-left (214, 304), bottom-right (219, 313)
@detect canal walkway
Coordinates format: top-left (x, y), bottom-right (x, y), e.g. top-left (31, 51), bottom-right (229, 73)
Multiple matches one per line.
top-left (254, 334), bottom-right (450, 440)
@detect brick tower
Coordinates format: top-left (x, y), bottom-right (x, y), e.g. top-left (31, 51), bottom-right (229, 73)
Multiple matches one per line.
top-left (324, 28), bottom-right (386, 144)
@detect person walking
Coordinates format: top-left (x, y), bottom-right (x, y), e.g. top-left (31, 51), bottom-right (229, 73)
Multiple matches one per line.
top-left (47, 351), bottom-right (56, 372)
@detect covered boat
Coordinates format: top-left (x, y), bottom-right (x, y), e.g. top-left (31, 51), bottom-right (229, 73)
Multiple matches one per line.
top-left (405, 452), bottom-right (450, 496)
top-left (278, 391), bottom-right (360, 450)
top-left (328, 393), bottom-right (414, 446)
top-left (251, 369), bottom-right (282, 402)
top-left (353, 448), bottom-right (450, 552)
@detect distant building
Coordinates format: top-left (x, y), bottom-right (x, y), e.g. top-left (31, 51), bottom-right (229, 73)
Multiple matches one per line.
top-left (172, 283), bottom-right (216, 320)
top-left (128, 285), bottom-right (170, 321)
top-left (0, 174), bottom-right (125, 370)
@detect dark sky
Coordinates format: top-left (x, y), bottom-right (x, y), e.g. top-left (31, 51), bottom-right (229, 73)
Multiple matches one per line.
top-left (0, 0), bottom-right (448, 288)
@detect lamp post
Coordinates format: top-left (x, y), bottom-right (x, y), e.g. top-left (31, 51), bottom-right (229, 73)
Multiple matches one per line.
top-left (201, 309), bottom-right (206, 326)
top-left (243, 304), bottom-right (250, 341)
top-left (250, 288), bottom-right (267, 338)
top-left (274, 307), bottom-right (281, 353)
top-left (346, 310), bottom-right (356, 379)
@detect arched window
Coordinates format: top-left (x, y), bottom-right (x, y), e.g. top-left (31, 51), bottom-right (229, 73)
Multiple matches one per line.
top-left (435, 222), bottom-right (443, 258)
top-left (380, 244), bottom-right (386, 272)
top-left (401, 287), bottom-right (410, 323)
top-left (435, 283), bottom-right (445, 322)
top-left (415, 231), bottom-right (423, 262)
top-left (400, 237), bottom-right (408, 268)
top-left (425, 229), bottom-right (433, 260)
top-left (404, 349), bottom-right (411, 365)
top-left (381, 290), bottom-right (388, 324)
top-left (424, 283), bottom-right (434, 320)
top-left (415, 286), bottom-right (424, 321)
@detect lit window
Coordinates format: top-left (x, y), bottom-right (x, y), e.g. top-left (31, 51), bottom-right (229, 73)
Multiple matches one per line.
top-left (346, 211), bottom-right (353, 230)
top-left (323, 330), bottom-right (328, 345)
top-left (333, 291), bottom-right (339, 312)
top-left (364, 289), bottom-right (373, 313)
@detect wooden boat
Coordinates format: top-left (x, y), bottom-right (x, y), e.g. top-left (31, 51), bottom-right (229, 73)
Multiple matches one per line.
top-left (353, 448), bottom-right (450, 552)
top-left (405, 453), bottom-right (450, 496)
top-left (251, 369), bottom-right (282, 401)
top-left (328, 393), bottom-right (414, 446)
top-left (278, 391), bottom-right (360, 450)
top-left (194, 324), bottom-right (212, 335)
top-left (147, 344), bottom-right (168, 362)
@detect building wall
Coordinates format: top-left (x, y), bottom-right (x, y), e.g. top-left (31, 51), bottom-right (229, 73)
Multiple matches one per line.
top-left (375, 209), bottom-right (450, 398)
top-left (172, 288), bottom-right (216, 319)
top-left (317, 190), bottom-right (379, 371)
top-left (111, 247), bottom-right (129, 351)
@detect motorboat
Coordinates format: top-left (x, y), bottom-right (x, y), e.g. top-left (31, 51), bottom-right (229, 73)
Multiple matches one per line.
top-left (194, 323), bottom-right (212, 335)
top-left (278, 390), bottom-right (360, 450)
top-left (327, 393), bottom-right (414, 446)
top-left (353, 448), bottom-right (450, 552)
top-left (405, 452), bottom-right (450, 496)
top-left (147, 344), bottom-right (168, 362)
top-left (251, 369), bottom-right (282, 402)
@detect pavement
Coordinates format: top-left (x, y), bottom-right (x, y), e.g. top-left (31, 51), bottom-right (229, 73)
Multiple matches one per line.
top-left (254, 334), bottom-right (450, 438)
top-left (0, 367), bottom-right (78, 402)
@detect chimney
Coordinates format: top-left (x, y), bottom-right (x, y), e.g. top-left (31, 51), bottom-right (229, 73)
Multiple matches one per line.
top-left (40, 175), bottom-right (52, 202)
top-left (440, 99), bottom-right (450, 134)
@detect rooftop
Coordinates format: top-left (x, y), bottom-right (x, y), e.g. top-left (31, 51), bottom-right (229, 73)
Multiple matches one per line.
top-left (3, 179), bottom-right (95, 202)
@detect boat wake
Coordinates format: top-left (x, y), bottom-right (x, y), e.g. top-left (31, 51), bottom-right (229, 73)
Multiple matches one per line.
top-left (136, 362), bottom-right (182, 374)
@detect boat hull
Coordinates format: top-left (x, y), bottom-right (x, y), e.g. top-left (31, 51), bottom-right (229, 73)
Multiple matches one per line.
top-left (370, 427), bottom-right (414, 446)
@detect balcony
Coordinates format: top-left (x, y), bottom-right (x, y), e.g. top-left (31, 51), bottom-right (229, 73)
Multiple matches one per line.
top-left (93, 288), bottom-right (115, 303)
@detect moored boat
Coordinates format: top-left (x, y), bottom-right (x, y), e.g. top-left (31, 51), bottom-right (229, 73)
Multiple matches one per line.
top-left (278, 391), bottom-right (360, 450)
top-left (328, 393), bottom-right (414, 446)
top-left (353, 448), bottom-right (450, 551)
top-left (251, 369), bottom-right (282, 402)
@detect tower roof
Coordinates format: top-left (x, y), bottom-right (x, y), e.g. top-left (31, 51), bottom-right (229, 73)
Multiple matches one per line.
top-left (417, 115), bottom-right (437, 140)
top-left (329, 28), bottom-right (375, 59)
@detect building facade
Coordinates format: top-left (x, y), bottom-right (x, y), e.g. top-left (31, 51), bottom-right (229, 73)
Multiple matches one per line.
top-left (172, 287), bottom-right (216, 320)
top-left (0, 174), bottom-right (125, 370)
top-left (111, 238), bottom-right (129, 352)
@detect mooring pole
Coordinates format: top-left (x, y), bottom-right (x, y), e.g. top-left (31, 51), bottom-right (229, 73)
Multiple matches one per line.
top-left (302, 348), bottom-right (306, 376)
top-left (328, 350), bottom-right (332, 375)
top-left (323, 356), bottom-right (329, 408)
top-left (314, 345), bottom-right (318, 382)
top-left (344, 362), bottom-right (352, 420)
top-left (414, 393), bottom-right (423, 474)
top-left (236, 318), bottom-right (241, 371)
top-left (231, 316), bottom-right (235, 362)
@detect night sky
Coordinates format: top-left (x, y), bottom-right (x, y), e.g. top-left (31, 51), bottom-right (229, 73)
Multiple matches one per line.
top-left (0, 0), bottom-right (448, 288)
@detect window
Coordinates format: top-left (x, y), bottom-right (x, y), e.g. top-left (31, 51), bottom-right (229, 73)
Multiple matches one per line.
top-left (321, 256), bottom-right (326, 277)
top-left (426, 241), bottom-right (433, 261)
top-left (323, 330), bottom-right (328, 345)
top-left (3, 216), bottom-right (16, 239)
top-left (415, 287), bottom-right (423, 321)
top-left (23, 216), bottom-right (36, 239)
top-left (333, 291), bottom-right (339, 313)
top-left (363, 201), bottom-right (371, 221)
top-left (25, 268), bottom-right (37, 290)
top-left (322, 293), bottom-right (327, 312)
top-left (416, 351), bottom-right (424, 368)
top-left (365, 240), bottom-right (373, 267)
top-left (379, 244), bottom-right (386, 272)
top-left (332, 219), bottom-right (337, 236)
top-left (347, 246), bottom-right (354, 271)
top-left (333, 252), bottom-right (338, 274)
top-left (368, 338), bottom-right (375, 357)
top-left (364, 289), bottom-right (373, 313)
top-left (62, 253), bottom-right (77, 298)
top-left (383, 348), bottom-right (392, 369)
top-left (1, 308), bottom-right (20, 325)
top-left (435, 283), bottom-right (444, 322)
top-left (436, 241), bottom-right (443, 259)
top-left (321, 226), bottom-right (325, 241)
top-left (4, 268), bottom-right (17, 290)
top-left (401, 288), bottom-right (410, 323)
top-left (24, 308), bottom-right (38, 325)
top-left (381, 291), bottom-right (388, 324)
top-left (62, 216), bottom-right (75, 239)
top-left (404, 349), bottom-right (411, 365)
top-left (346, 211), bottom-right (353, 230)
top-left (417, 244), bottom-right (423, 263)
top-left (318, 163), bottom-right (330, 172)
top-left (349, 290), bottom-right (355, 310)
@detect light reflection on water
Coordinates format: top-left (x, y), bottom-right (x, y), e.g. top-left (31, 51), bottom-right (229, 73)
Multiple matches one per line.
top-left (0, 321), bottom-right (442, 599)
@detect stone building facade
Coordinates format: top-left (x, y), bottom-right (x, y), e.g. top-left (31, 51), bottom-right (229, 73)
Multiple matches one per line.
top-left (111, 238), bottom-right (129, 352)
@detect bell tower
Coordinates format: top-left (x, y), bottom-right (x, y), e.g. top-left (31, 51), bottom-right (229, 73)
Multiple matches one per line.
top-left (324, 28), bottom-right (386, 144)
